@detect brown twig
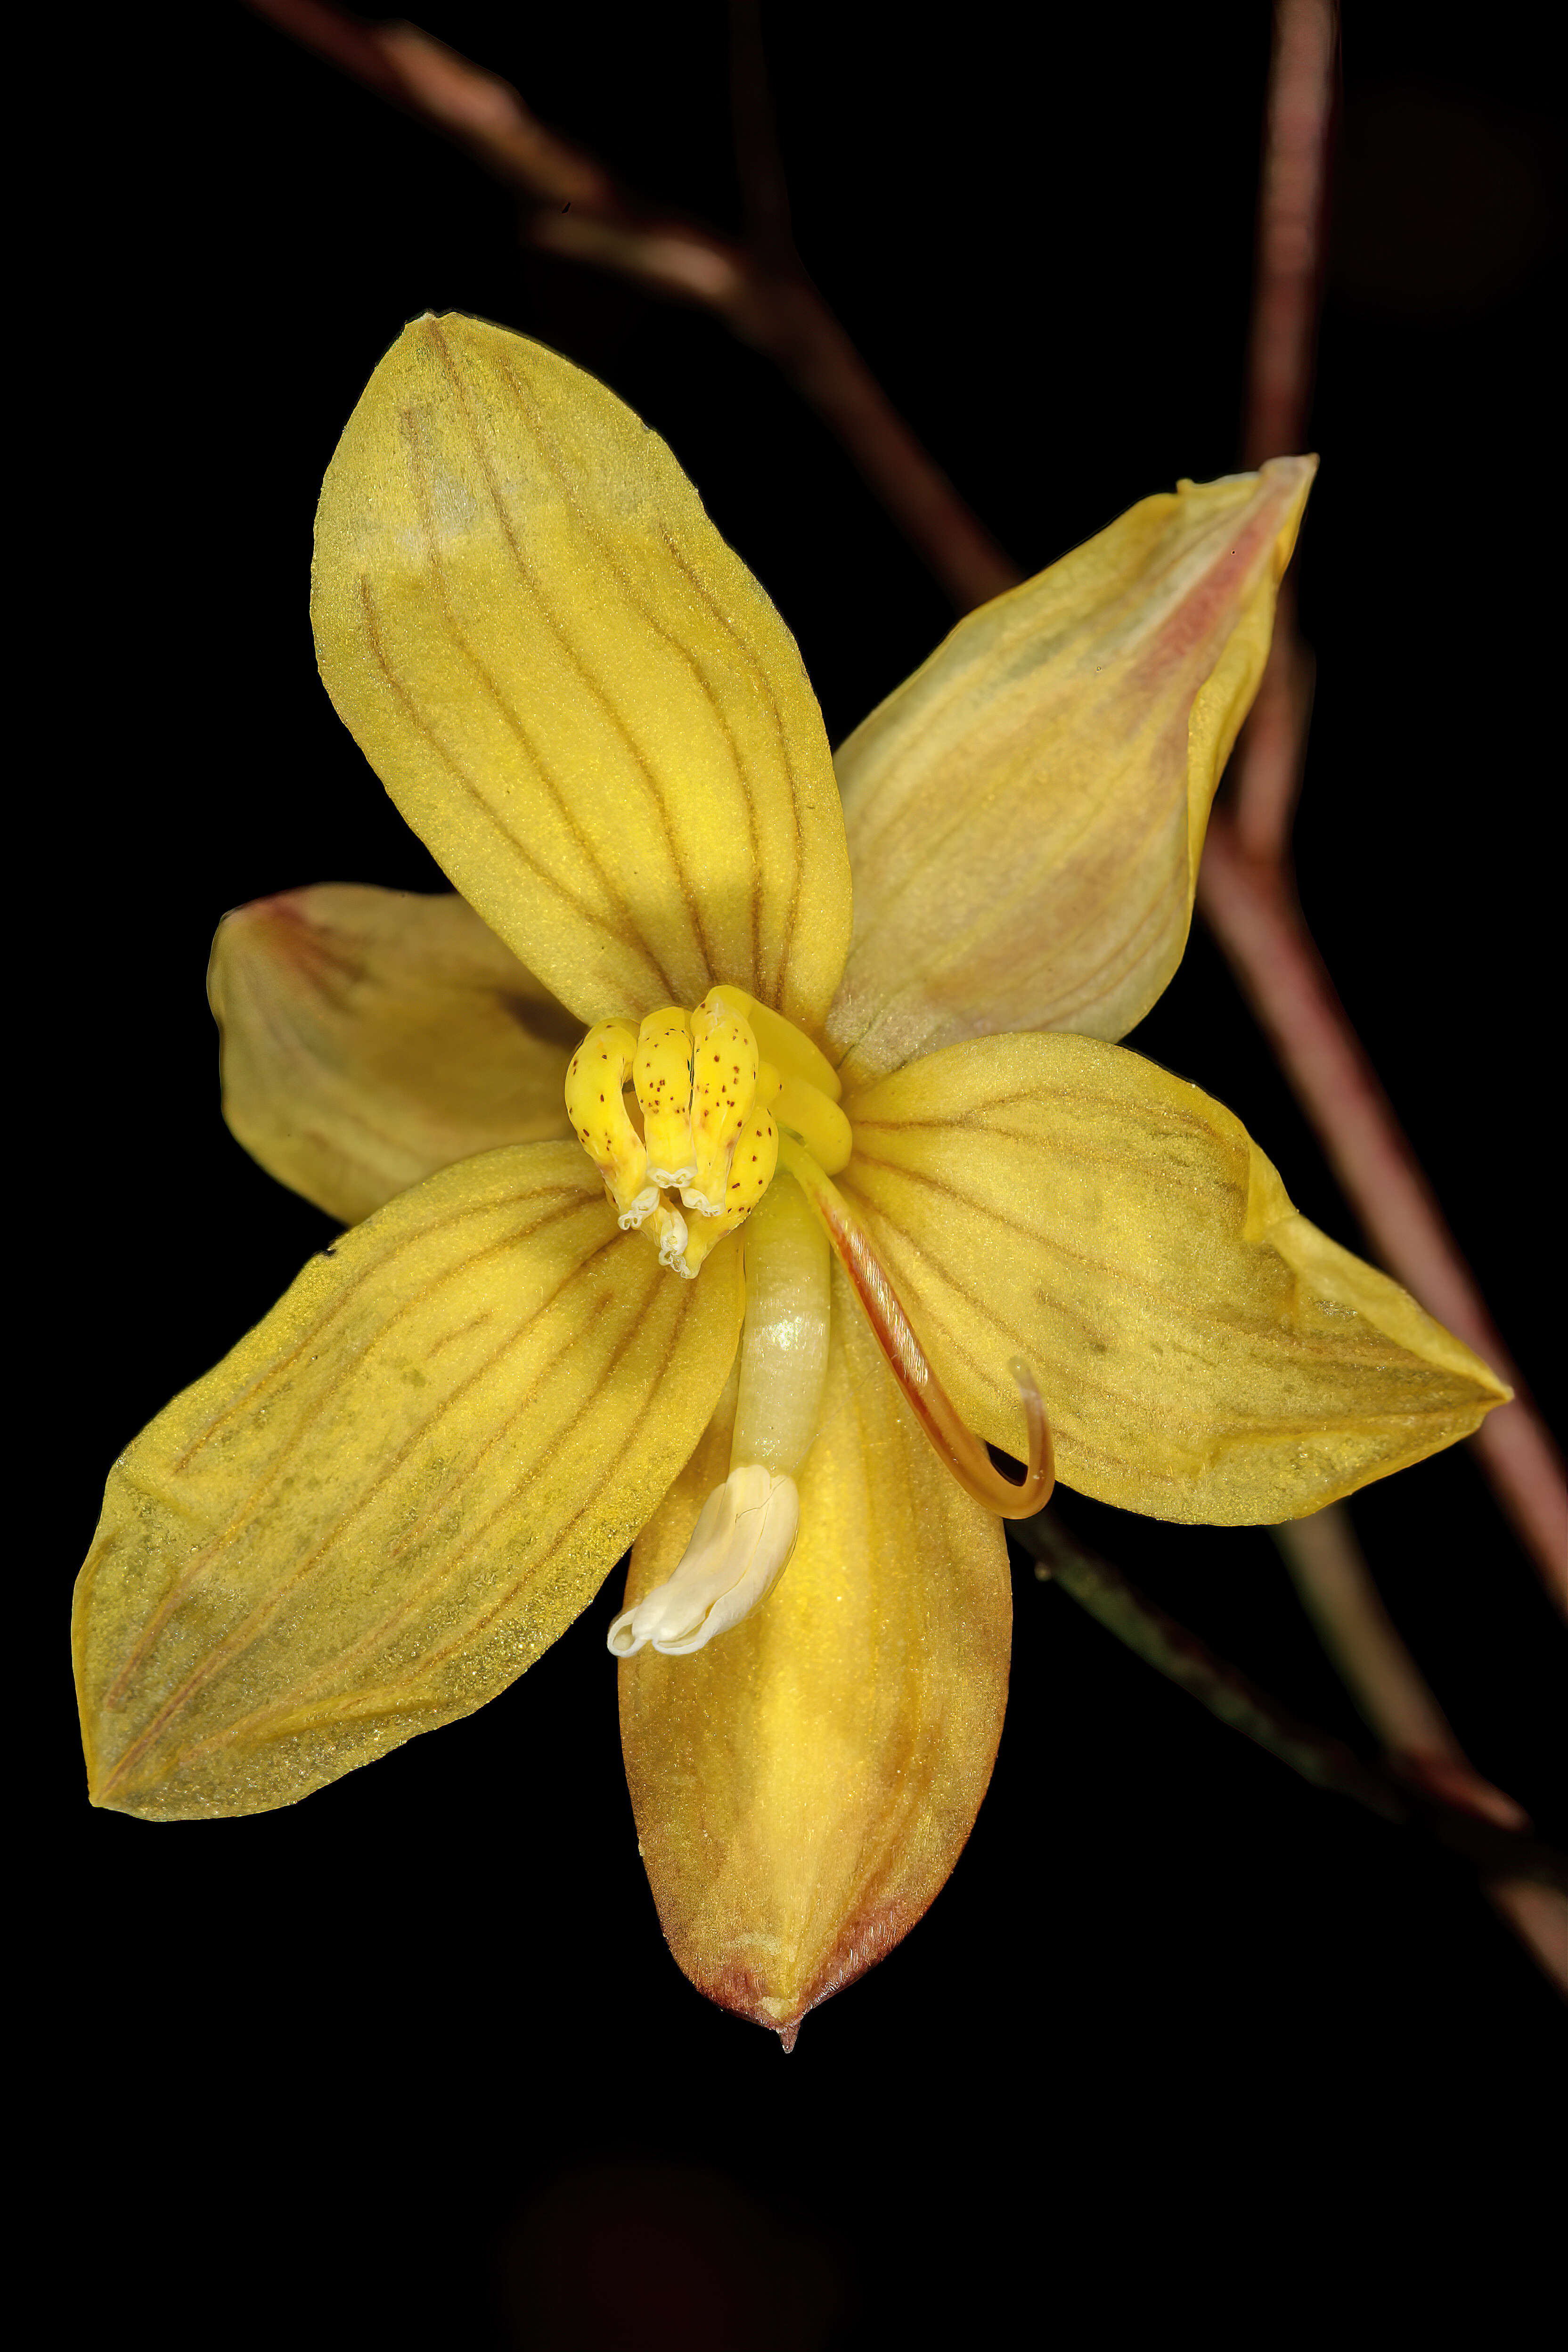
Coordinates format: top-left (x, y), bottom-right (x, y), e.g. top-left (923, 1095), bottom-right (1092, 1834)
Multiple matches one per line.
top-left (1198, 0), bottom-right (1567, 1605)
top-left (1199, 815), bottom-right (1568, 1599)
top-left (1277, 1506), bottom-right (1567, 1992)
top-left (243, 0), bottom-right (1021, 612)
top-left (1016, 1513), bottom-right (1401, 1820)
top-left (1017, 1512), bottom-right (1568, 1994)
top-left (1242, 0), bottom-right (1337, 473)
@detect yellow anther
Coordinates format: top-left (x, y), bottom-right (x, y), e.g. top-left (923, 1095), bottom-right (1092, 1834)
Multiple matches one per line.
top-left (566, 993), bottom-right (845, 1280)
top-left (710, 985), bottom-right (841, 1102)
top-left (656, 1074), bottom-right (776, 1278)
top-left (774, 1072), bottom-right (853, 1175)
top-left (635, 1008), bottom-right (696, 1186)
top-left (724, 1096), bottom-right (780, 1216)
top-left (686, 989), bottom-right (760, 1214)
top-left (674, 1212), bottom-right (738, 1278)
top-left (564, 1021), bottom-right (657, 1226)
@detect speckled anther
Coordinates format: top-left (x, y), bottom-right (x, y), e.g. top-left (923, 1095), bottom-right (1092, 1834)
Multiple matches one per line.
top-left (686, 991), bottom-right (762, 1212)
top-left (569, 987), bottom-right (847, 1279)
top-left (635, 1009), bottom-right (696, 1189)
top-left (564, 1021), bottom-right (657, 1227)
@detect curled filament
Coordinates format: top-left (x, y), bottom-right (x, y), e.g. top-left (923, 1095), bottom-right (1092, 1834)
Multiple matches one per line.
top-left (777, 1136), bottom-right (1054, 1518)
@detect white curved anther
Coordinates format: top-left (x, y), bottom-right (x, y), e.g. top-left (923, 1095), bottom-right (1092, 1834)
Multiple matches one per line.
top-left (617, 1184), bottom-right (661, 1230)
top-left (607, 1466), bottom-right (800, 1657)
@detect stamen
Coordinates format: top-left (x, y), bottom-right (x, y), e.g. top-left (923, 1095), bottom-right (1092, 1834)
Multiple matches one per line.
top-left (564, 1021), bottom-right (658, 1226)
top-left (607, 1465), bottom-right (800, 1656)
top-left (777, 1136), bottom-right (1054, 1518)
top-left (635, 1008), bottom-right (697, 1189)
top-left (685, 989), bottom-right (761, 1212)
top-left (567, 991), bottom-right (847, 1279)
top-left (709, 985), bottom-right (842, 1102)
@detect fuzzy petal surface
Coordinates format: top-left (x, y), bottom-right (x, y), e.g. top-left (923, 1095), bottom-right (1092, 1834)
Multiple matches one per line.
top-left (74, 1146), bottom-right (743, 1819)
top-left (619, 1264), bottom-right (1010, 2043)
top-left (312, 314), bottom-right (851, 1034)
top-left (841, 1034), bottom-right (1508, 1521)
top-left (827, 460), bottom-right (1315, 1087)
top-left (210, 885), bottom-right (578, 1224)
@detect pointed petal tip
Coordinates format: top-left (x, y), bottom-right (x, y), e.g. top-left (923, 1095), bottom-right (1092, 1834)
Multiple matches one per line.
top-left (778, 2019), bottom-right (801, 2054)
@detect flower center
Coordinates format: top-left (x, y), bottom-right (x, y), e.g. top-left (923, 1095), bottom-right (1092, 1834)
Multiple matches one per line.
top-left (565, 985), bottom-right (849, 1279)
top-left (571, 987), bottom-right (1055, 1660)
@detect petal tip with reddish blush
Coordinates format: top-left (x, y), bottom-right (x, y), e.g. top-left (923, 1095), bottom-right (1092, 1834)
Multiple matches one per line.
top-left (827, 457), bottom-right (1319, 1084)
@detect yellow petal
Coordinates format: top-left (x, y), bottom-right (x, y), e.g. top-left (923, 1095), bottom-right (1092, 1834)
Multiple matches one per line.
top-left (311, 313), bottom-right (851, 1035)
top-left (841, 1034), bottom-right (1508, 1522)
top-left (827, 460), bottom-right (1315, 1088)
top-left (619, 1263), bottom-right (1010, 2042)
top-left (209, 884), bottom-right (577, 1225)
top-left (74, 1145), bottom-right (742, 1819)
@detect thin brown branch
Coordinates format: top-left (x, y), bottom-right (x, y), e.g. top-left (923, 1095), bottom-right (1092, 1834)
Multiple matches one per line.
top-left (728, 0), bottom-right (795, 270)
top-left (243, 0), bottom-right (1021, 612)
top-left (1199, 820), bottom-right (1568, 1601)
top-left (1018, 1511), bottom-right (1568, 1995)
top-left (1278, 1506), bottom-right (1526, 1825)
top-left (1277, 1506), bottom-right (1568, 1991)
top-left (1202, 0), bottom-right (1568, 1605)
top-left (1242, 0), bottom-right (1338, 470)
top-left (1016, 1512), bottom-right (1402, 1820)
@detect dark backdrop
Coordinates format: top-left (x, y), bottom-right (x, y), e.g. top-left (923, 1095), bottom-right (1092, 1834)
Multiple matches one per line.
top-left (48, 4), bottom-right (1562, 2341)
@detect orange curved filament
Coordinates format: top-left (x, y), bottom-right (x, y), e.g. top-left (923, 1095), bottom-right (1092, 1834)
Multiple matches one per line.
top-left (778, 1139), bottom-right (1054, 1518)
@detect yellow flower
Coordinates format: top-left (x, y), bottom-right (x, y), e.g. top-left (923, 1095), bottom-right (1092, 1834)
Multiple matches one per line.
top-left (73, 315), bottom-right (1506, 2044)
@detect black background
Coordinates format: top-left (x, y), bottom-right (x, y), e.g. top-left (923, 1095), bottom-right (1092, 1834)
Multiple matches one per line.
top-left (48, 4), bottom-right (1562, 2342)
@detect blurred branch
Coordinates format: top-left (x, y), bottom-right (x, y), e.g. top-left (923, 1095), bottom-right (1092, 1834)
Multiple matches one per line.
top-left (1278, 1506), bottom-right (1525, 1824)
top-left (1242, 0), bottom-right (1337, 472)
top-left (1278, 1505), bottom-right (1567, 1993)
top-left (1016, 1511), bottom-right (1399, 1819)
top-left (243, 0), bottom-right (1021, 612)
top-left (1018, 1511), bottom-right (1568, 1995)
top-left (1198, 0), bottom-right (1568, 1607)
top-left (1199, 813), bottom-right (1568, 1598)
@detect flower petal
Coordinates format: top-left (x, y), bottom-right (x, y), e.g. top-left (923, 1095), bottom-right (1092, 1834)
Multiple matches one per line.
top-left (826, 460), bottom-right (1315, 1087)
top-left (618, 1263), bottom-right (1010, 2043)
top-left (209, 884), bottom-right (576, 1224)
top-left (74, 1146), bottom-right (743, 1819)
top-left (312, 313), bottom-right (852, 1033)
top-left (841, 1035), bottom-right (1509, 1522)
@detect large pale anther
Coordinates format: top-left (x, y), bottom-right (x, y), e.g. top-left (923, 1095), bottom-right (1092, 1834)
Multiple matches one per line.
top-left (607, 1465), bottom-right (800, 1656)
